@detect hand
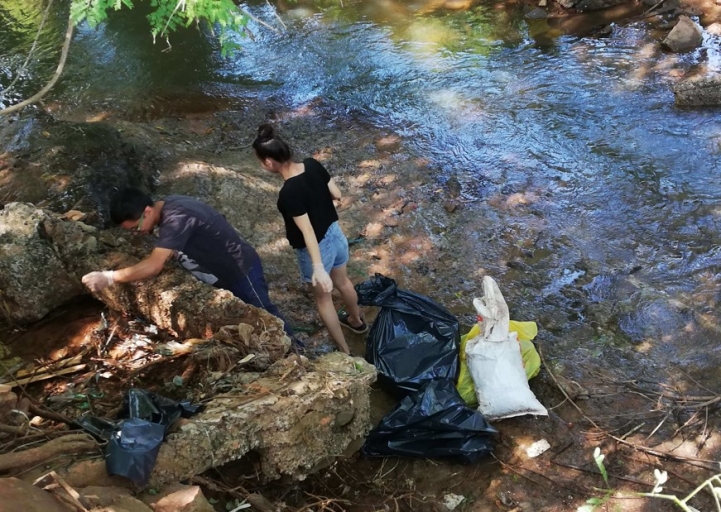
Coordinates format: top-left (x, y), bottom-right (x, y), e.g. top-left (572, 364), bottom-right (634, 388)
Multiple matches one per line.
top-left (311, 263), bottom-right (333, 293)
top-left (82, 270), bottom-right (115, 293)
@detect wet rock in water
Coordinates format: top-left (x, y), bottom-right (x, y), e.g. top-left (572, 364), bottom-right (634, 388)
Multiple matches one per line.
top-left (663, 16), bottom-right (703, 53)
top-left (707, 22), bottom-right (721, 36)
top-left (673, 74), bottom-right (721, 106)
top-left (525, 7), bottom-right (548, 19)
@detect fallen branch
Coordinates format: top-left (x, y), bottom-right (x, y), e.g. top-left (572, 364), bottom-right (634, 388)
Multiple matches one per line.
top-left (28, 401), bottom-right (76, 427)
top-left (0, 10), bottom-right (74, 116)
top-left (0, 433), bottom-right (98, 472)
top-left (9, 364), bottom-right (87, 387)
top-left (34, 470), bottom-right (90, 512)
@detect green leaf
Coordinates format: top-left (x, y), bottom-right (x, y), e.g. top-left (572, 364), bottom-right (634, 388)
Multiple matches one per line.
top-left (593, 447), bottom-right (609, 487)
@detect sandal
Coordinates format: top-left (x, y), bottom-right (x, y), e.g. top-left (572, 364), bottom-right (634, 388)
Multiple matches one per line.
top-left (338, 311), bottom-right (368, 334)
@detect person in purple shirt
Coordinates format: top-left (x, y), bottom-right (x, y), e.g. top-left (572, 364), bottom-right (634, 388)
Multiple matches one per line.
top-left (82, 188), bottom-right (294, 339)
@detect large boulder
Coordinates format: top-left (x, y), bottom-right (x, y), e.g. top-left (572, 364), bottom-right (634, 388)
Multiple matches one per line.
top-left (0, 202), bottom-right (290, 349)
top-left (0, 203), bottom-right (85, 323)
top-left (148, 353), bottom-right (376, 487)
top-left (673, 74), bottom-right (721, 106)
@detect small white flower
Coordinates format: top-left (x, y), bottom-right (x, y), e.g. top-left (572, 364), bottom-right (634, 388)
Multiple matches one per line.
top-left (654, 469), bottom-right (668, 485)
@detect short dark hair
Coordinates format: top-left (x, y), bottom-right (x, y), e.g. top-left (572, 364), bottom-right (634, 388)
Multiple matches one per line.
top-left (109, 187), bottom-right (153, 225)
top-left (252, 123), bottom-right (292, 163)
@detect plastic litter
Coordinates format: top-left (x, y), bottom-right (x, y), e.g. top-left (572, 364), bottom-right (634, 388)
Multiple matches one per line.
top-left (76, 388), bottom-right (202, 486)
top-left (355, 274), bottom-right (460, 397)
top-left (362, 379), bottom-right (497, 463)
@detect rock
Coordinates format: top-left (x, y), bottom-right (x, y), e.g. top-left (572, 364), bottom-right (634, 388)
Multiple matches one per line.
top-left (707, 22), bottom-right (721, 36)
top-left (443, 200), bottom-right (459, 213)
top-left (0, 477), bottom-right (73, 512)
top-left (0, 203), bottom-right (291, 349)
top-left (525, 7), bottom-right (548, 19)
top-left (0, 203), bottom-right (84, 323)
top-left (61, 458), bottom-right (133, 489)
top-left (556, 0), bottom-right (577, 9)
top-left (63, 352), bottom-right (377, 489)
top-left (673, 74), bottom-right (721, 106)
top-left (575, 0), bottom-right (625, 11)
top-left (140, 483), bottom-right (214, 512)
top-left (538, 0), bottom-right (548, 6)
top-left (0, 390), bottom-right (18, 418)
top-left (78, 486), bottom-right (152, 511)
top-left (663, 16), bottom-right (703, 53)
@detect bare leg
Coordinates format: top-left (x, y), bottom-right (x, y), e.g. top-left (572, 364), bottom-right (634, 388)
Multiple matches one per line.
top-left (312, 283), bottom-right (350, 354)
top-left (330, 265), bottom-right (363, 328)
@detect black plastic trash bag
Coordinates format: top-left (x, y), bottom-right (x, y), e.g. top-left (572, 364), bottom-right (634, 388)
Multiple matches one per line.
top-left (105, 418), bottom-right (165, 486)
top-left (120, 388), bottom-right (200, 428)
top-left (76, 388), bottom-right (202, 486)
top-left (356, 274), bottom-right (460, 396)
top-left (362, 379), bottom-right (497, 464)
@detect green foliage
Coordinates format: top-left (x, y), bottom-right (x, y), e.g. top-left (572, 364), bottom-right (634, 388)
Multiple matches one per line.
top-left (70, 0), bottom-right (249, 54)
top-left (578, 448), bottom-right (613, 512)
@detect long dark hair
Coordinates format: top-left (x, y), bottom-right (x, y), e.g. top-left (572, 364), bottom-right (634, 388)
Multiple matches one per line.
top-left (252, 123), bottom-right (292, 163)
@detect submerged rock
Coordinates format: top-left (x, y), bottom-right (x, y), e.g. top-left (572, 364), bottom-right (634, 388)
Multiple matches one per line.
top-left (673, 74), bottom-right (721, 106)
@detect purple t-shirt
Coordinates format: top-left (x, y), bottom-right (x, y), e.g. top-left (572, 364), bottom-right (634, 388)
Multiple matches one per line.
top-left (155, 196), bottom-right (258, 287)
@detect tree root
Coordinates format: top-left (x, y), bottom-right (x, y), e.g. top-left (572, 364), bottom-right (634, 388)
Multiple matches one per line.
top-left (0, 433), bottom-right (98, 472)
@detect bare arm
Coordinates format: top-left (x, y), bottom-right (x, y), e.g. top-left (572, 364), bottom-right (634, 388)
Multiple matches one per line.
top-left (113, 247), bottom-right (174, 283)
top-left (328, 178), bottom-right (341, 201)
top-left (293, 214), bottom-right (323, 266)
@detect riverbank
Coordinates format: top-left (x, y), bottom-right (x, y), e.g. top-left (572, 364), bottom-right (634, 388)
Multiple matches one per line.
top-left (2, 91), bottom-right (719, 511)
top-left (3, 0), bottom-right (721, 509)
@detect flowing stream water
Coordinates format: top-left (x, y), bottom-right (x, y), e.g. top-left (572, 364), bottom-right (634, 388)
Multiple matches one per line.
top-left (2, 0), bottom-right (721, 380)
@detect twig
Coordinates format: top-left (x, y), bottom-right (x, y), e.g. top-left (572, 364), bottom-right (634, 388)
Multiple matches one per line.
top-left (265, 0), bottom-right (287, 30)
top-left (239, 8), bottom-right (280, 34)
top-left (30, 401), bottom-right (77, 427)
top-left (551, 458), bottom-right (687, 494)
top-left (645, 410), bottom-right (672, 441)
top-left (0, 10), bottom-right (74, 116)
top-left (9, 364), bottom-right (87, 387)
top-left (0, 0), bottom-right (54, 96)
top-left (538, 343), bottom-right (720, 471)
top-left (0, 422), bottom-right (29, 435)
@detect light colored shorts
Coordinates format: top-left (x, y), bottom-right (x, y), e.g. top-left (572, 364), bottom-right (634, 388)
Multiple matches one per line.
top-left (295, 221), bottom-right (349, 283)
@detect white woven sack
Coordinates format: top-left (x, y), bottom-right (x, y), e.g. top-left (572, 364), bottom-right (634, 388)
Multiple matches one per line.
top-left (466, 276), bottom-right (548, 420)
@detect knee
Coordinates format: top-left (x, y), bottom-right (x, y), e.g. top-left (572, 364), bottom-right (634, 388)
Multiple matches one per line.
top-left (313, 289), bottom-right (334, 304)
